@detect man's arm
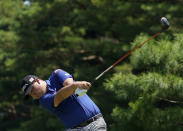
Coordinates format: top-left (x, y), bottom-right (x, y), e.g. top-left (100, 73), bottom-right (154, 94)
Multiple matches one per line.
top-left (54, 78), bottom-right (91, 107)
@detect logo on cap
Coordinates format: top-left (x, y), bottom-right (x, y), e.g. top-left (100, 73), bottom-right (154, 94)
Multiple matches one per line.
top-left (21, 75), bottom-right (38, 96)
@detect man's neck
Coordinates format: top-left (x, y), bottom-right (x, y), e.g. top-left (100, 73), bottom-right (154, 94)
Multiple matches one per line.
top-left (36, 80), bottom-right (48, 99)
top-left (43, 81), bottom-right (48, 94)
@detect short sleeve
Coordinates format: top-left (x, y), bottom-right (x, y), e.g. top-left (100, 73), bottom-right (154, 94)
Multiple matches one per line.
top-left (54, 69), bottom-right (73, 85)
top-left (39, 93), bottom-right (55, 111)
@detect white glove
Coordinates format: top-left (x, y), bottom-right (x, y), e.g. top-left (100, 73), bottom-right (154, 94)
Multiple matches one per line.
top-left (75, 88), bottom-right (87, 97)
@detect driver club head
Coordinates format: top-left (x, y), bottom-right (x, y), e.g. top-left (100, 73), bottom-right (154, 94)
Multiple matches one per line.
top-left (160, 17), bottom-right (170, 30)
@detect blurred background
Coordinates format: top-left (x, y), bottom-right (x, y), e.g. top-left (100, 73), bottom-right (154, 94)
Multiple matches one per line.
top-left (0, 0), bottom-right (183, 131)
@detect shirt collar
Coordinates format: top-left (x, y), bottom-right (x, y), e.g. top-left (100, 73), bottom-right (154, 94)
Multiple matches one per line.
top-left (46, 80), bottom-right (55, 92)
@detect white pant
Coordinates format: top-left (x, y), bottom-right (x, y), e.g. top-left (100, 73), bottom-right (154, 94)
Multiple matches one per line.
top-left (66, 117), bottom-right (107, 131)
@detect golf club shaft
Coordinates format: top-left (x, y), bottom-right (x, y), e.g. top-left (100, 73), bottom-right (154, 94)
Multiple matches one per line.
top-left (94, 32), bottom-right (161, 81)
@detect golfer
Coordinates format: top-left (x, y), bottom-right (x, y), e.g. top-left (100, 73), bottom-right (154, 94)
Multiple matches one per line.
top-left (21, 69), bottom-right (107, 131)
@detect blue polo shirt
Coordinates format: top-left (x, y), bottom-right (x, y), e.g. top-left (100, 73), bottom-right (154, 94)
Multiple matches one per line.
top-left (39, 69), bottom-right (101, 129)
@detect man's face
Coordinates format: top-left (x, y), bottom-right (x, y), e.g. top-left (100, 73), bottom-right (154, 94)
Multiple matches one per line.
top-left (29, 79), bottom-right (45, 99)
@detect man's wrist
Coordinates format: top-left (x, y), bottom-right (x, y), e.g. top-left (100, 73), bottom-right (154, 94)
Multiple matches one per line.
top-left (72, 83), bottom-right (77, 90)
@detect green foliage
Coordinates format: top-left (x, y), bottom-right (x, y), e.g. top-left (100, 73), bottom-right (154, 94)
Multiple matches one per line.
top-left (105, 73), bottom-right (183, 131)
top-left (130, 33), bottom-right (183, 76)
top-left (13, 106), bottom-right (65, 131)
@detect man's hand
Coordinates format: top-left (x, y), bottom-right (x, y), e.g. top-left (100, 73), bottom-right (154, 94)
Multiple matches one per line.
top-left (73, 81), bottom-right (91, 90)
top-left (54, 80), bottom-right (91, 107)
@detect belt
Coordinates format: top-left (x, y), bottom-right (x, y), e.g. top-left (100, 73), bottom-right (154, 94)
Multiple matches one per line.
top-left (71, 113), bottom-right (103, 129)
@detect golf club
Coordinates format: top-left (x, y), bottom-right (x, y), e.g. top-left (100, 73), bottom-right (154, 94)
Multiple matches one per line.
top-left (94, 17), bottom-right (170, 81)
top-left (75, 17), bottom-right (170, 96)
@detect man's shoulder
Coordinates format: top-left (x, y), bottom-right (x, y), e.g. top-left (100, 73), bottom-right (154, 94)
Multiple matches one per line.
top-left (52, 69), bottom-right (73, 81)
top-left (54, 69), bottom-right (63, 74)
top-left (47, 69), bottom-right (60, 82)
top-left (48, 69), bottom-right (69, 79)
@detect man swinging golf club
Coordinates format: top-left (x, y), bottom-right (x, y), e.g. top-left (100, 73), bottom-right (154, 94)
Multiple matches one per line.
top-left (21, 69), bottom-right (107, 131)
top-left (20, 17), bottom-right (169, 131)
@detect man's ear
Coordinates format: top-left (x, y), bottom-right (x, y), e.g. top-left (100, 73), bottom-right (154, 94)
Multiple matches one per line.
top-left (35, 78), bottom-right (40, 84)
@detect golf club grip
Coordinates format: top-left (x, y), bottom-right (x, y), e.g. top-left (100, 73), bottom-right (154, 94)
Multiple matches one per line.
top-left (90, 80), bottom-right (96, 85)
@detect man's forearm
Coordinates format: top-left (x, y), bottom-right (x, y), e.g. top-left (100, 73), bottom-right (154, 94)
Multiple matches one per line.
top-left (54, 83), bottom-right (76, 107)
top-left (54, 81), bottom-right (91, 107)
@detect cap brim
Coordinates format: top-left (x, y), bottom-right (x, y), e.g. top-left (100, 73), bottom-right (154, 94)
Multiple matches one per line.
top-left (24, 84), bottom-right (33, 96)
